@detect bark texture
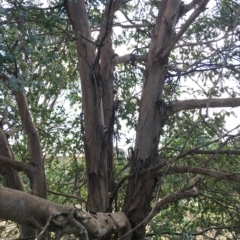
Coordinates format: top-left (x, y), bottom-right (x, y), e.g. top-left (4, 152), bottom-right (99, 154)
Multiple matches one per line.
top-left (123, 1), bottom-right (182, 238)
top-left (65, 0), bottom-right (109, 213)
top-left (65, 0), bottom-right (118, 213)
top-left (0, 187), bottom-right (131, 239)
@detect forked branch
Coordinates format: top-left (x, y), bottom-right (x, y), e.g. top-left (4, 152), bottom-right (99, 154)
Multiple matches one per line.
top-left (162, 0), bottom-right (210, 58)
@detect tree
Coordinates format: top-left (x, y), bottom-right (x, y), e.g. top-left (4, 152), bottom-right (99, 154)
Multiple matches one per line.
top-left (0, 0), bottom-right (240, 239)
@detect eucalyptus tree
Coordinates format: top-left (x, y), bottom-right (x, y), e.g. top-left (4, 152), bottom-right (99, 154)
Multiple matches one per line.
top-left (0, 0), bottom-right (240, 239)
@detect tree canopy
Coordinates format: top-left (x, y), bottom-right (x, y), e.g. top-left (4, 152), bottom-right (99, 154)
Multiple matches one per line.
top-left (0, 0), bottom-right (240, 239)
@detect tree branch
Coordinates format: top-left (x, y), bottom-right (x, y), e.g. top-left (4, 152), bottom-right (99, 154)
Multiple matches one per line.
top-left (93, 0), bottom-right (115, 72)
top-left (47, 189), bottom-right (87, 204)
top-left (162, 0), bottom-right (210, 58)
top-left (114, 145), bottom-right (240, 195)
top-left (147, 225), bottom-right (240, 237)
top-left (184, 0), bottom-right (201, 13)
top-left (114, 53), bottom-right (147, 65)
top-left (0, 187), bottom-right (131, 239)
top-left (113, 148), bottom-right (204, 204)
top-left (118, 186), bottom-right (199, 240)
top-left (148, 187), bottom-right (199, 222)
top-left (114, 23), bottom-right (153, 28)
top-left (0, 73), bottom-right (46, 198)
top-left (119, 9), bottom-right (146, 34)
top-left (191, 150), bottom-right (240, 155)
top-left (159, 166), bottom-right (240, 183)
top-left (200, 193), bottom-right (237, 210)
top-left (175, 34), bottom-right (230, 48)
top-left (167, 98), bottom-right (240, 115)
top-left (0, 155), bottom-right (34, 176)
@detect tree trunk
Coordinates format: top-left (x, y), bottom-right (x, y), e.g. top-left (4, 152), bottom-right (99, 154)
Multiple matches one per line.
top-left (65, 0), bottom-right (116, 213)
top-left (123, 1), bottom-right (181, 238)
